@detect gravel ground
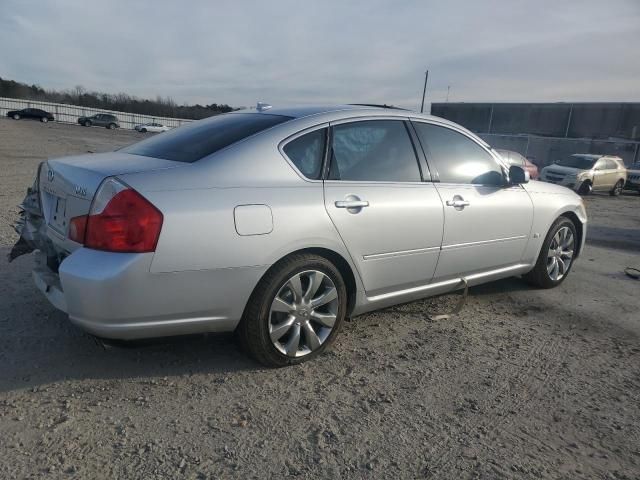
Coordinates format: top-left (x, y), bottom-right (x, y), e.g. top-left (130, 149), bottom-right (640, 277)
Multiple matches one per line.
top-left (1, 118), bottom-right (639, 479)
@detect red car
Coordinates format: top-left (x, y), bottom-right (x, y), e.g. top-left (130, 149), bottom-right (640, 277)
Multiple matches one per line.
top-left (496, 149), bottom-right (539, 180)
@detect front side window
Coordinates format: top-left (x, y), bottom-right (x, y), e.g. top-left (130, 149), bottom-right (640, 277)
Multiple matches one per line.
top-left (122, 113), bottom-right (292, 163)
top-left (413, 122), bottom-right (503, 185)
top-left (328, 120), bottom-right (421, 182)
top-left (283, 128), bottom-right (326, 180)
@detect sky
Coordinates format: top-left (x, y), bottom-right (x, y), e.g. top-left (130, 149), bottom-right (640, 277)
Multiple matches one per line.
top-left (1, 0), bottom-right (639, 109)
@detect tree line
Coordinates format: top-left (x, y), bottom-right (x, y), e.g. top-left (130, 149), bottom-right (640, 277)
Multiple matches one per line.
top-left (0, 77), bottom-right (235, 119)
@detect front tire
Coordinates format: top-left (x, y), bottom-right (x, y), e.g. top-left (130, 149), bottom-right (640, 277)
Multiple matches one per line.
top-left (610, 180), bottom-right (624, 196)
top-left (523, 217), bottom-right (577, 288)
top-left (83, 120), bottom-right (92, 127)
top-left (140, 128), bottom-right (147, 133)
top-left (12, 114), bottom-right (20, 120)
top-left (236, 253), bottom-right (347, 367)
top-left (107, 123), bottom-right (116, 129)
top-left (41, 117), bottom-right (48, 123)
top-left (578, 180), bottom-right (592, 195)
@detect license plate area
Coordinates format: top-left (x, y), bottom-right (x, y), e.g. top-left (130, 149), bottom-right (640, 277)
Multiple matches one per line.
top-left (49, 195), bottom-right (68, 234)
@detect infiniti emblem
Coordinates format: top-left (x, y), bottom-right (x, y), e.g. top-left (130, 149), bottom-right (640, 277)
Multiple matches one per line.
top-left (47, 169), bottom-right (54, 182)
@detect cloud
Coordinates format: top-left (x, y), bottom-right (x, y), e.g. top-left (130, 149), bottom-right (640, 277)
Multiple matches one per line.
top-left (0, 0), bottom-right (638, 108)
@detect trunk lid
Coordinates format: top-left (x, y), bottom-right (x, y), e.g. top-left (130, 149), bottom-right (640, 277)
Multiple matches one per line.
top-left (9, 152), bottom-right (185, 263)
top-left (42, 152), bottom-right (183, 240)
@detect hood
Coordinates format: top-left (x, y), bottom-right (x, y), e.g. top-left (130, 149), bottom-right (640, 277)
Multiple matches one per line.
top-left (523, 180), bottom-right (581, 197)
top-left (542, 164), bottom-right (587, 175)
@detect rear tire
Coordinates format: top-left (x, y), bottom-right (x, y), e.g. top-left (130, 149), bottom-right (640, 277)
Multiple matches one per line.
top-left (578, 180), bottom-right (592, 195)
top-left (236, 253), bottom-right (347, 367)
top-left (12, 114), bottom-right (20, 120)
top-left (523, 217), bottom-right (577, 289)
top-left (610, 180), bottom-right (623, 196)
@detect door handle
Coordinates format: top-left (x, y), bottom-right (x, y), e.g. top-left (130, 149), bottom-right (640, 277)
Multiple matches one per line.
top-left (446, 197), bottom-right (470, 209)
top-left (335, 200), bottom-right (369, 208)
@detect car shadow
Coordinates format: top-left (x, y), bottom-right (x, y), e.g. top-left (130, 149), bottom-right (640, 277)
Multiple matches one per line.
top-left (0, 250), bottom-right (262, 394)
top-left (586, 225), bottom-right (640, 252)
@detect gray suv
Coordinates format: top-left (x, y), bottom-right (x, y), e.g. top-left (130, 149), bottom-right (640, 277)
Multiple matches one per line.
top-left (77, 113), bottom-right (120, 129)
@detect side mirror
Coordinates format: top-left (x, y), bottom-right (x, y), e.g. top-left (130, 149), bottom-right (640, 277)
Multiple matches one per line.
top-left (509, 165), bottom-right (529, 185)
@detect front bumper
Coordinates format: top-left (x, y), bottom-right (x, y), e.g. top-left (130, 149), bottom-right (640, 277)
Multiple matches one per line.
top-left (33, 248), bottom-right (267, 340)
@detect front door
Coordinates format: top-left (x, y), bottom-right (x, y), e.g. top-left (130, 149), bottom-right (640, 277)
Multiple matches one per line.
top-left (323, 119), bottom-right (444, 296)
top-left (411, 121), bottom-right (534, 280)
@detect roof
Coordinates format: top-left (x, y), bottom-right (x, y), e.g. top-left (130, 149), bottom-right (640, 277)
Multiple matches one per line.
top-left (246, 104), bottom-right (381, 119)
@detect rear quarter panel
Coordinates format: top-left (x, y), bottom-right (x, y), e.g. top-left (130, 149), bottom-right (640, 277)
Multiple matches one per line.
top-left (119, 130), bottom-right (361, 287)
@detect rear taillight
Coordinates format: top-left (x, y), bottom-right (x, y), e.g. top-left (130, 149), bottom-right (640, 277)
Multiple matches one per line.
top-left (69, 178), bottom-right (163, 253)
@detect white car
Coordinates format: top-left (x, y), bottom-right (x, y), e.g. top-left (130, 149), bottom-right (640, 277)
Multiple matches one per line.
top-left (134, 122), bottom-right (171, 133)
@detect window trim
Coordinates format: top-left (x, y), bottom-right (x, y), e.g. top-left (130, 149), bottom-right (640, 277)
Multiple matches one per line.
top-left (325, 116), bottom-right (427, 184)
top-left (409, 118), bottom-right (509, 187)
top-left (278, 123), bottom-right (330, 183)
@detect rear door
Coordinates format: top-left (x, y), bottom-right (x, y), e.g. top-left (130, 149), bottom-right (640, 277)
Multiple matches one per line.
top-left (411, 120), bottom-right (533, 280)
top-left (323, 118), bottom-right (444, 296)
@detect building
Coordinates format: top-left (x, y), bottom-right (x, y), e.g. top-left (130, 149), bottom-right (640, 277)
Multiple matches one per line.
top-left (430, 102), bottom-right (640, 167)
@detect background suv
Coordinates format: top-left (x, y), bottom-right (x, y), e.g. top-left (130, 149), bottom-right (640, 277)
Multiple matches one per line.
top-left (540, 154), bottom-right (627, 195)
top-left (626, 161), bottom-right (640, 193)
top-left (77, 113), bottom-right (120, 129)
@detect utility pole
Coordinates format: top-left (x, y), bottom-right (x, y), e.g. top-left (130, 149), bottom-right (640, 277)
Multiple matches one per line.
top-left (446, 85), bottom-right (450, 103)
top-left (420, 70), bottom-right (429, 113)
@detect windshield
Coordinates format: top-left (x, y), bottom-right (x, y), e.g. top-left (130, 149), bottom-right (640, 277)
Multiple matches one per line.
top-left (122, 113), bottom-right (292, 163)
top-left (555, 155), bottom-right (596, 169)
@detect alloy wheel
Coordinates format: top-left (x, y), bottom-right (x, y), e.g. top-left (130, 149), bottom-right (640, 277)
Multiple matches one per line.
top-left (269, 270), bottom-right (338, 357)
top-left (546, 226), bottom-right (574, 281)
top-left (614, 181), bottom-right (623, 196)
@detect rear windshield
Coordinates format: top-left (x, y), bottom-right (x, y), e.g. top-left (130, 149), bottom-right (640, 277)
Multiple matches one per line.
top-left (555, 155), bottom-right (596, 169)
top-left (122, 113), bottom-right (292, 163)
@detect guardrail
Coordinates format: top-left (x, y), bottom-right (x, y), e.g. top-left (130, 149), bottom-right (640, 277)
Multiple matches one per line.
top-left (0, 97), bottom-right (194, 130)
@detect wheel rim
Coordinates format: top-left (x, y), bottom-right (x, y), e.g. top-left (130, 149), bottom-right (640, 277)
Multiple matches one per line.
top-left (615, 181), bottom-right (623, 195)
top-left (269, 270), bottom-right (339, 358)
top-left (546, 226), bottom-right (574, 281)
top-left (13, 114), bottom-right (19, 120)
top-left (42, 117), bottom-right (47, 123)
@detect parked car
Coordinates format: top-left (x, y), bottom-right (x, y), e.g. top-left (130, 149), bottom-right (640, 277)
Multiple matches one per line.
top-left (6, 108), bottom-right (54, 123)
top-left (135, 122), bottom-right (171, 133)
top-left (539, 154), bottom-right (627, 196)
top-left (496, 149), bottom-right (539, 180)
top-left (9, 105), bottom-right (587, 366)
top-left (625, 161), bottom-right (640, 193)
top-left (77, 114), bottom-right (119, 129)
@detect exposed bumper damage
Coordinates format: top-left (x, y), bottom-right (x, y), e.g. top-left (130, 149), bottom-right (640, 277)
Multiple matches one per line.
top-left (8, 174), bottom-right (48, 262)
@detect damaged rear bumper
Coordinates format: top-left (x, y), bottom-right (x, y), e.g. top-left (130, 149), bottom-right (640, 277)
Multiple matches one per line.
top-left (33, 252), bottom-right (68, 312)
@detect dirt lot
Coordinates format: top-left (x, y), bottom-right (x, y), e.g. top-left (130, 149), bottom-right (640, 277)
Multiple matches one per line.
top-left (1, 119), bottom-right (639, 479)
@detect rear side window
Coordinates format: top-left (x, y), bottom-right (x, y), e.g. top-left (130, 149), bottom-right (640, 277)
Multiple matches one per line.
top-left (328, 120), bottom-right (421, 182)
top-left (122, 113), bottom-right (292, 163)
top-left (283, 128), bottom-right (326, 179)
top-left (413, 122), bottom-right (503, 186)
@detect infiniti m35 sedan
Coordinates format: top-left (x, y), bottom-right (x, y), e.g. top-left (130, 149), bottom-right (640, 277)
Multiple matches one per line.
top-left (10, 105), bottom-right (586, 366)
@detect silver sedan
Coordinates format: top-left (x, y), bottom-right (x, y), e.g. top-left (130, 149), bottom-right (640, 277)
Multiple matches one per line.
top-left (10, 105), bottom-right (587, 366)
